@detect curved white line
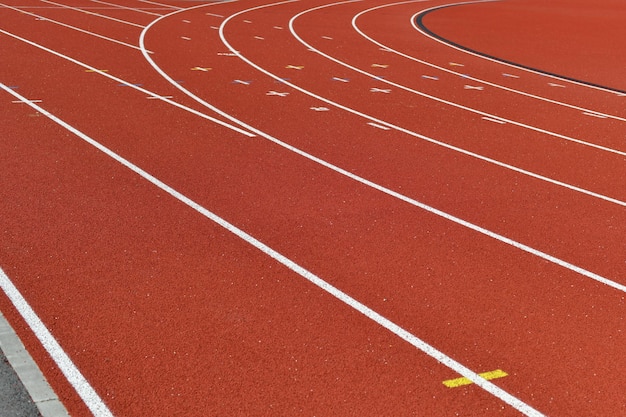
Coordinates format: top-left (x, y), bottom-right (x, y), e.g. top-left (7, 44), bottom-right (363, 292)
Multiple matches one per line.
top-left (140, 1), bottom-right (626, 290)
top-left (0, 79), bottom-right (547, 417)
top-left (0, 28), bottom-right (255, 137)
top-left (411, 0), bottom-right (625, 95)
top-left (351, 0), bottom-right (626, 122)
top-left (289, 0), bottom-right (626, 159)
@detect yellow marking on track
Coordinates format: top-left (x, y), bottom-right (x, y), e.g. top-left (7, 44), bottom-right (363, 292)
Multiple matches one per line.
top-left (449, 62), bottom-right (464, 67)
top-left (443, 369), bottom-right (508, 388)
top-left (191, 67), bottom-right (211, 72)
top-left (85, 69), bottom-right (108, 73)
top-left (286, 65), bottom-right (304, 70)
top-left (371, 64), bottom-right (389, 68)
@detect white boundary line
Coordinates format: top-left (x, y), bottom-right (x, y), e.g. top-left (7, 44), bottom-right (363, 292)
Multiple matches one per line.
top-left (0, 308), bottom-right (70, 417)
top-left (289, 0), bottom-right (626, 159)
top-left (410, 0), bottom-right (626, 95)
top-left (0, 81), bottom-right (545, 417)
top-left (0, 28), bottom-right (256, 137)
top-left (351, 0), bottom-right (626, 122)
top-left (0, 2), bottom-right (152, 53)
top-left (138, 0), bottom-right (626, 295)
top-left (0, 262), bottom-right (113, 416)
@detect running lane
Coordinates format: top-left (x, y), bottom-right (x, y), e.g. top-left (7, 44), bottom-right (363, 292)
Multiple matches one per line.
top-left (2, 0), bottom-right (626, 416)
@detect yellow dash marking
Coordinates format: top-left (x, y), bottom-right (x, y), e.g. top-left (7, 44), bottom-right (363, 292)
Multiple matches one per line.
top-left (286, 65), bottom-right (304, 70)
top-left (449, 62), bottom-right (464, 67)
top-left (85, 69), bottom-right (108, 73)
top-left (443, 369), bottom-right (508, 388)
top-left (191, 67), bottom-right (212, 71)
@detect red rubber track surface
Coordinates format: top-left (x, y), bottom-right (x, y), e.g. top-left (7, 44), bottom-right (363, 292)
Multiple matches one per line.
top-left (1, 0), bottom-right (625, 416)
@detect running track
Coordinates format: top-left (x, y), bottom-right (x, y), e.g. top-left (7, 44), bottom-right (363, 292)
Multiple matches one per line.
top-left (1, 0), bottom-right (625, 415)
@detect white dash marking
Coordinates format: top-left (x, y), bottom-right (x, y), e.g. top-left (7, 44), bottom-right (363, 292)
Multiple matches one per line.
top-left (181, 36), bottom-right (191, 40)
top-left (273, 25), bottom-right (283, 29)
top-left (182, 19), bottom-right (190, 23)
top-left (464, 85), bottom-right (484, 90)
top-left (310, 106), bottom-right (329, 111)
top-left (370, 88), bottom-right (391, 93)
top-left (367, 122), bottom-right (390, 130)
top-left (147, 95), bottom-right (173, 100)
top-left (322, 35), bottom-right (333, 40)
top-left (422, 75), bottom-right (439, 80)
top-left (266, 90), bottom-right (289, 97)
top-left (254, 36), bottom-right (264, 40)
top-left (548, 82), bottom-right (566, 88)
top-left (12, 99), bottom-right (42, 103)
top-left (482, 116), bottom-right (506, 124)
top-left (583, 112), bottom-right (608, 119)
top-left (332, 77), bottom-right (349, 83)
top-left (205, 12), bottom-right (223, 17)
top-left (502, 73), bottom-right (520, 78)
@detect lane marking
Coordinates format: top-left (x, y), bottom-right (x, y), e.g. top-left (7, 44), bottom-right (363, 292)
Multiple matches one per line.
top-left (2, 78), bottom-right (546, 417)
top-left (449, 62), bottom-right (464, 67)
top-left (232, 79), bottom-right (251, 85)
top-left (90, 0), bottom-right (163, 16)
top-left (502, 73), bottom-right (520, 78)
top-left (12, 99), bottom-right (42, 103)
top-left (370, 87), bottom-right (391, 93)
top-left (464, 85), bottom-right (484, 90)
top-left (353, 1), bottom-right (626, 123)
top-left (310, 106), bottom-right (330, 111)
top-left (138, 0), bottom-right (182, 10)
top-left (273, 25), bottom-right (283, 29)
top-left (371, 63), bottom-right (388, 68)
top-left (40, 0), bottom-right (146, 28)
top-left (0, 29), bottom-right (254, 137)
top-left (0, 2), bottom-right (153, 53)
top-left (421, 75), bottom-right (439, 80)
top-left (205, 12), bottom-right (223, 17)
top-left (217, 51), bottom-right (238, 56)
top-left (286, 65), bottom-right (304, 70)
top-left (191, 66), bottom-right (211, 71)
top-left (332, 76), bottom-right (350, 82)
top-left (85, 69), bottom-right (109, 73)
top-left (583, 112), bottom-right (608, 119)
top-left (443, 369), bottom-right (508, 388)
top-left (548, 82), bottom-right (566, 88)
top-left (146, 95), bottom-right (173, 100)
top-left (141, 1), bottom-right (626, 298)
top-left (181, 36), bottom-right (191, 40)
top-left (322, 35), bottom-right (333, 40)
top-left (368, 122), bottom-right (391, 130)
top-left (482, 116), bottom-right (506, 124)
top-left (266, 90), bottom-right (289, 97)
top-left (254, 35), bottom-right (265, 40)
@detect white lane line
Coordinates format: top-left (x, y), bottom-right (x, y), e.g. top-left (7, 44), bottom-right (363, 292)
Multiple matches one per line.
top-left (140, 2), bottom-right (626, 295)
top-left (0, 2), bottom-right (153, 53)
top-left (352, 0), bottom-right (626, 122)
top-left (39, 0), bottom-right (146, 28)
top-left (1, 82), bottom-right (545, 417)
top-left (583, 112), bottom-right (609, 119)
top-left (0, 29), bottom-right (254, 137)
top-left (411, 0), bottom-right (625, 96)
top-left (292, 0), bottom-right (626, 159)
top-left (0, 263), bottom-right (113, 416)
top-left (137, 0), bottom-right (183, 10)
top-left (90, 0), bottom-right (163, 16)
